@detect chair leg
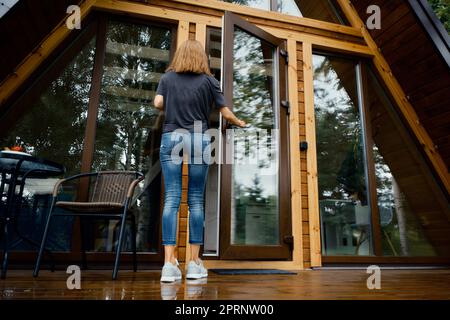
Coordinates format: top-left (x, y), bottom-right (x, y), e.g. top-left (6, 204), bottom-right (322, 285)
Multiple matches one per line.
top-left (33, 198), bottom-right (56, 278)
top-left (79, 218), bottom-right (88, 270)
top-left (112, 202), bottom-right (129, 280)
top-left (131, 215), bottom-right (137, 272)
top-left (1, 218), bottom-right (10, 279)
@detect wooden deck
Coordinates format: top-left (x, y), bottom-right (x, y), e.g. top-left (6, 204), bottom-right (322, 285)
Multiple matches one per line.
top-left (1, 268), bottom-right (449, 300)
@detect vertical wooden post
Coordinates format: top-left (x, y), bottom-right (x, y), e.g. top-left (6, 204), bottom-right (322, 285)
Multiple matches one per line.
top-left (182, 22), bottom-right (207, 264)
top-left (302, 41), bottom-right (322, 267)
top-left (175, 20), bottom-right (190, 263)
top-left (177, 20), bottom-right (190, 47)
top-left (287, 39), bottom-right (303, 269)
top-left (195, 23), bottom-right (207, 47)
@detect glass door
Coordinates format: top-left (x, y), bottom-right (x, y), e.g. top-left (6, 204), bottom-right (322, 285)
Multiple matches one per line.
top-left (219, 12), bottom-right (291, 260)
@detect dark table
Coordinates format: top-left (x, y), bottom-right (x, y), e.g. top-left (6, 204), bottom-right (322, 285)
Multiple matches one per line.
top-left (0, 151), bottom-right (65, 279)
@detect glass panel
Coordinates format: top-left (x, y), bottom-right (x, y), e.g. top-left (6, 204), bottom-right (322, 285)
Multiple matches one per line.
top-left (222, 0), bottom-right (270, 11)
top-left (203, 28), bottom-right (223, 255)
top-left (313, 54), bottom-right (373, 256)
top-left (221, 0), bottom-right (349, 24)
top-left (365, 68), bottom-right (448, 256)
top-left (277, 0), bottom-right (302, 17)
top-left (89, 20), bottom-right (173, 253)
top-left (208, 28), bottom-right (222, 81)
top-left (287, 0), bottom-right (349, 24)
top-left (230, 27), bottom-right (279, 245)
top-left (0, 37), bottom-right (97, 252)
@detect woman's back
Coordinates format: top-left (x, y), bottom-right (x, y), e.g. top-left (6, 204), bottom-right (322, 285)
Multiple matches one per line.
top-left (156, 71), bottom-right (224, 134)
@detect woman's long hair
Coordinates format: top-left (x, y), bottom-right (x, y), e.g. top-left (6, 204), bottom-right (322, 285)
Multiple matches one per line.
top-left (166, 40), bottom-right (212, 76)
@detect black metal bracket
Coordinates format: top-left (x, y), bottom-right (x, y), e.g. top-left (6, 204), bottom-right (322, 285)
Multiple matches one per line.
top-left (300, 141), bottom-right (308, 151)
top-left (283, 235), bottom-right (294, 251)
top-left (281, 100), bottom-right (290, 115)
top-left (280, 49), bottom-right (289, 64)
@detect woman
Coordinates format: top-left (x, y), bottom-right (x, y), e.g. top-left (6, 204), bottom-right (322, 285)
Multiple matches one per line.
top-left (154, 39), bottom-right (246, 282)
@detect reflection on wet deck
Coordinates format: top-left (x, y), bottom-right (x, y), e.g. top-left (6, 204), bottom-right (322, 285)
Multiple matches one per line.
top-left (1, 268), bottom-right (450, 300)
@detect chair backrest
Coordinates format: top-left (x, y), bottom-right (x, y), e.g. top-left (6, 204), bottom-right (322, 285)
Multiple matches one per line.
top-left (91, 171), bottom-right (137, 204)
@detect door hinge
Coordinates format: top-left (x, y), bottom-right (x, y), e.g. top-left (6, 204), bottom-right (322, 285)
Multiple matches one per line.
top-left (283, 235), bottom-right (294, 251)
top-left (280, 49), bottom-right (289, 64)
top-left (281, 100), bottom-right (290, 115)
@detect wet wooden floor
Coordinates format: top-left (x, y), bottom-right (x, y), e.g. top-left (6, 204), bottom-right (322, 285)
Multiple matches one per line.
top-left (1, 268), bottom-right (450, 300)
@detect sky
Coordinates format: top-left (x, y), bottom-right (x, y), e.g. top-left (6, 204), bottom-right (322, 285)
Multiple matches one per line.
top-left (0, 0), bottom-right (19, 19)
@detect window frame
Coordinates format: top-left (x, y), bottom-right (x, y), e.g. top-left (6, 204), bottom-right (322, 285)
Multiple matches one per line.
top-left (313, 50), bottom-right (450, 262)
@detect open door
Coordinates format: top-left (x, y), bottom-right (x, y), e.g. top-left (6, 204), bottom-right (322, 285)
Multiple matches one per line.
top-left (219, 12), bottom-right (291, 260)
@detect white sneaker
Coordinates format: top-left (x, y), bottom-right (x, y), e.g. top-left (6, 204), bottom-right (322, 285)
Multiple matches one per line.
top-left (160, 282), bottom-right (181, 300)
top-left (160, 260), bottom-right (182, 283)
top-left (186, 260), bottom-right (208, 280)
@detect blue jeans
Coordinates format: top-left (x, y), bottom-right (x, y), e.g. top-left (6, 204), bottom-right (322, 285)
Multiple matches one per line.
top-left (160, 131), bottom-right (210, 246)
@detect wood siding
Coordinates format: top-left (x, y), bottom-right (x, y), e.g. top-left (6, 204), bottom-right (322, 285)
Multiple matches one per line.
top-left (297, 42), bottom-right (312, 268)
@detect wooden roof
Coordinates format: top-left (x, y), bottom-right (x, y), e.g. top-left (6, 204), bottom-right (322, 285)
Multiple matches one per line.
top-left (352, 0), bottom-right (450, 170)
top-left (0, 0), bottom-right (82, 82)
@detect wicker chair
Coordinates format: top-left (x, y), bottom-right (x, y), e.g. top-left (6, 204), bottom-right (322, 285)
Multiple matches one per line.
top-left (33, 171), bottom-right (144, 280)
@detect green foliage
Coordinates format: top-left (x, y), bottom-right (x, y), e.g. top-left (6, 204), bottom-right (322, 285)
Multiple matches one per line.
top-left (428, 0), bottom-right (450, 33)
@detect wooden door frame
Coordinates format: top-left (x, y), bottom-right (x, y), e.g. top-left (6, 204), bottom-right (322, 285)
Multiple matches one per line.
top-left (219, 11), bottom-right (292, 260)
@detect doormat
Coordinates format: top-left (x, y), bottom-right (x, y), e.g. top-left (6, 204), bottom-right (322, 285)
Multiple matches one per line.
top-left (210, 269), bottom-right (297, 275)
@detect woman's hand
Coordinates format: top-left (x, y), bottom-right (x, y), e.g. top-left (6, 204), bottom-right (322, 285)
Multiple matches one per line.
top-left (236, 119), bottom-right (247, 128)
top-left (154, 94), bottom-right (164, 110)
top-left (220, 107), bottom-right (247, 128)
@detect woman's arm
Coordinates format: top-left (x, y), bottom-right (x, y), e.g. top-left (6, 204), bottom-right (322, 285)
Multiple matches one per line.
top-left (220, 107), bottom-right (247, 128)
top-left (154, 94), bottom-right (164, 110)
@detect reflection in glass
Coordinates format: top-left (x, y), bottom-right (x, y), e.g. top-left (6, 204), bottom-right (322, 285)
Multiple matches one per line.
top-left (222, 0), bottom-right (270, 11)
top-left (0, 37), bottom-right (97, 252)
top-left (230, 28), bottom-right (279, 245)
top-left (313, 54), bottom-right (373, 256)
top-left (366, 69), bottom-right (440, 256)
top-left (221, 0), bottom-right (348, 24)
top-left (89, 20), bottom-right (173, 253)
top-left (277, 0), bottom-right (302, 17)
top-left (293, 0), bottom-right (349, 24)
top-left (208, 28), bottom-right (222, 81)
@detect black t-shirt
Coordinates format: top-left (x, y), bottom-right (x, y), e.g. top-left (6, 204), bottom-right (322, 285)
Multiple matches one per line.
top-left (156, 71), bottom-right (225, 133)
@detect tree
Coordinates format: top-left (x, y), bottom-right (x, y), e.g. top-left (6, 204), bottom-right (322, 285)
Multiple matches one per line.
top-left (428, 0), bottom-right (450, 34)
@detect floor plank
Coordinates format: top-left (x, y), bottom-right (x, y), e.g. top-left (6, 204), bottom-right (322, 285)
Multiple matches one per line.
top-left (1, 269), bottom-right (450, 300)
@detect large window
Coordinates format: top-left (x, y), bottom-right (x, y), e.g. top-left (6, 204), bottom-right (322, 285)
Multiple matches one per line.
top-left (313, 53), bottom-right (450, 258)
top-left (221, 0), bottom-right (349, 24)
top-left (0, 17), bottom-right (174, 258)
top-left (0, 34), bottom-right (98, 252)
top-left (364, 69), bottom-right (441, 257)
top-left (88, 19), bottom-right (174, 253)
top-left (313, 55), bottom-right (373, 256)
